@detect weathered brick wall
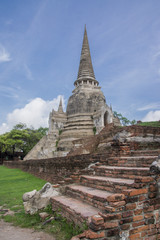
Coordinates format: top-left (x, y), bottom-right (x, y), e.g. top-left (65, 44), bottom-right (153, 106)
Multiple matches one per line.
top-left (4, 154), bottom-right (101, 184)
top-left (72, 176), bottom-right (160, 239)
top-left (4, 124), bottom-right (160, 183)
top-left (70, 124), bottom-right (160, 157)
top-left (4, 125), bottom-right (160, 239)
top-left (108, 125), bottom-right (160, 157)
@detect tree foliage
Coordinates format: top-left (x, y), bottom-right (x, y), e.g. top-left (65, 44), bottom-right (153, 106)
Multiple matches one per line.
top-left (113, 111), bottom-right (137, 126)
top-left (0, 123), bottom-right (48, 158)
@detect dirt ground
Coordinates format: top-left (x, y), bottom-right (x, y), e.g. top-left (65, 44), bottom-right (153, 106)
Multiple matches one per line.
top-left (0, 219), bottom-right (56, 240)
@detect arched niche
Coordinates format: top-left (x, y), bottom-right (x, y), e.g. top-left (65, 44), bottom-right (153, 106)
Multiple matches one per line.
top-left (104, 111), bottom-right (109, 127)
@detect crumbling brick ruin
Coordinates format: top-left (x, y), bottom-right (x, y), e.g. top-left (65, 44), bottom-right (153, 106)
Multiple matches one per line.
top-left (5, 124), bottom-right (160, 239)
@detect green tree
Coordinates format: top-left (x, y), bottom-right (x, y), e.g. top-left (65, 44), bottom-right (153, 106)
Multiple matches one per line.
top-left (113, 111), bottom-right (137, 126)
top-left (13, 123), bottom-right (27, 130)
top-left (37, 127), bottom-right (48, 136)
top-left (0, 124), bottom-right (48, 158)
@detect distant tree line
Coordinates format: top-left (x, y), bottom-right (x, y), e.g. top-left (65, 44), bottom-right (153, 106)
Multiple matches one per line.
top-left (0, 123), bottom-right (48, 161)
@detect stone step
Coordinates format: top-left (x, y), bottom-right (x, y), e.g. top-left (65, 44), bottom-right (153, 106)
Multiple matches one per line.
top-left (92, 165), bottom-right (150, 179)
top-left (107, 156), bottom-right (157, 167)
top-left (80, 175), bottom-right (135, 193)
top-left (50, 195), bottom-right (99, 227)
top-left (65, 184), bottom-right (112, 210)
top-left (130, 150), bottom-right (160, 156)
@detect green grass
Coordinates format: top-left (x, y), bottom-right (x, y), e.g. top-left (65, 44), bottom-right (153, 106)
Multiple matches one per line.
top-left (0, 166), bottom-right (46, 208)
top-left (0, 166), bottom-right (86, 240)
top-left (137, 121), bottom-right (160, 127)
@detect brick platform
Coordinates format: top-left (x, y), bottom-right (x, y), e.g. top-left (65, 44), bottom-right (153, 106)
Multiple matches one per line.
top-left (4, 125), bottom-right (160, 239)
top-left (50, 149), bottom-right (160, 239)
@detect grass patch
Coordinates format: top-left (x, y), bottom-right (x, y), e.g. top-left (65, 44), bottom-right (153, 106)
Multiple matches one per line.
top-left (3, 210), bottom-right (41, 227)
top-left (137, 121), bottom-right (160, 127)
top-left (0, 166), bottom-right (86, 239)
top-left (0, 166), bottom-right (46, 208)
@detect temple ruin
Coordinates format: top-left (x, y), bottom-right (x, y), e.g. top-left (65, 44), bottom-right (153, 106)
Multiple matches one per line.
top-left (5, 26), bottom-right (160, 240)
top-left (24, 26), bottom-right (120, 160)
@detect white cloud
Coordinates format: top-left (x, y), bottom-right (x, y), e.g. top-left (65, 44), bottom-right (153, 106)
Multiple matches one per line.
top-left (142, 110), bottom-right (160, 122)
top-left (138, 102), bottom-right (160, 111)
top-left (0, 123), bottom-right (10, 135)
top-left (0, 44), bottom-right (11, 63)
top-left (0, 95), bottom-right (65, 134)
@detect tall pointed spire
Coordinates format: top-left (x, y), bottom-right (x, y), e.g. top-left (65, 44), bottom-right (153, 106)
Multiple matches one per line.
top-left (74, 25), bottom-right (98, 87)
top-left (58, 97), bottom-right (63, 113)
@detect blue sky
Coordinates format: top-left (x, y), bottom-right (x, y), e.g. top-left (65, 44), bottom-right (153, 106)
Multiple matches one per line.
top-left (0, 0), bottom-right (160, 133)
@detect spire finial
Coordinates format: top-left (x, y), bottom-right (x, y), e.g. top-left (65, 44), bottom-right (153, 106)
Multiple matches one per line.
top-left (75, 26), bottom-right (98, 85)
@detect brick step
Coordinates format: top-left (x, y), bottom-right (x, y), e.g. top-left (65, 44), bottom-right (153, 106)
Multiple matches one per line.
top-left (80, 175), bottom-right (135, 193)
top-left (130, 150), bottom-right (159, 156)
top-left (65, 184), bottom-right (112, 210)
top-left (92, 165), bottom-right (150, 179)
top-left (50, 195), bottom-right (99, 227)
top-left (107, 156), bottom-right (157, 167)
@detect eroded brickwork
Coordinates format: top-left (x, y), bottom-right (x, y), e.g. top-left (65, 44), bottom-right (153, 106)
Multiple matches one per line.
top-left (4, 125), bottom-right (160, 239)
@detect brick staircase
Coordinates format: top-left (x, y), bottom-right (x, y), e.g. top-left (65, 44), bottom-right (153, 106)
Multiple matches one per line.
top-left (50, 149), bottom-right (160, 239)
top-left (4, 124), bottom-right (160, 239)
